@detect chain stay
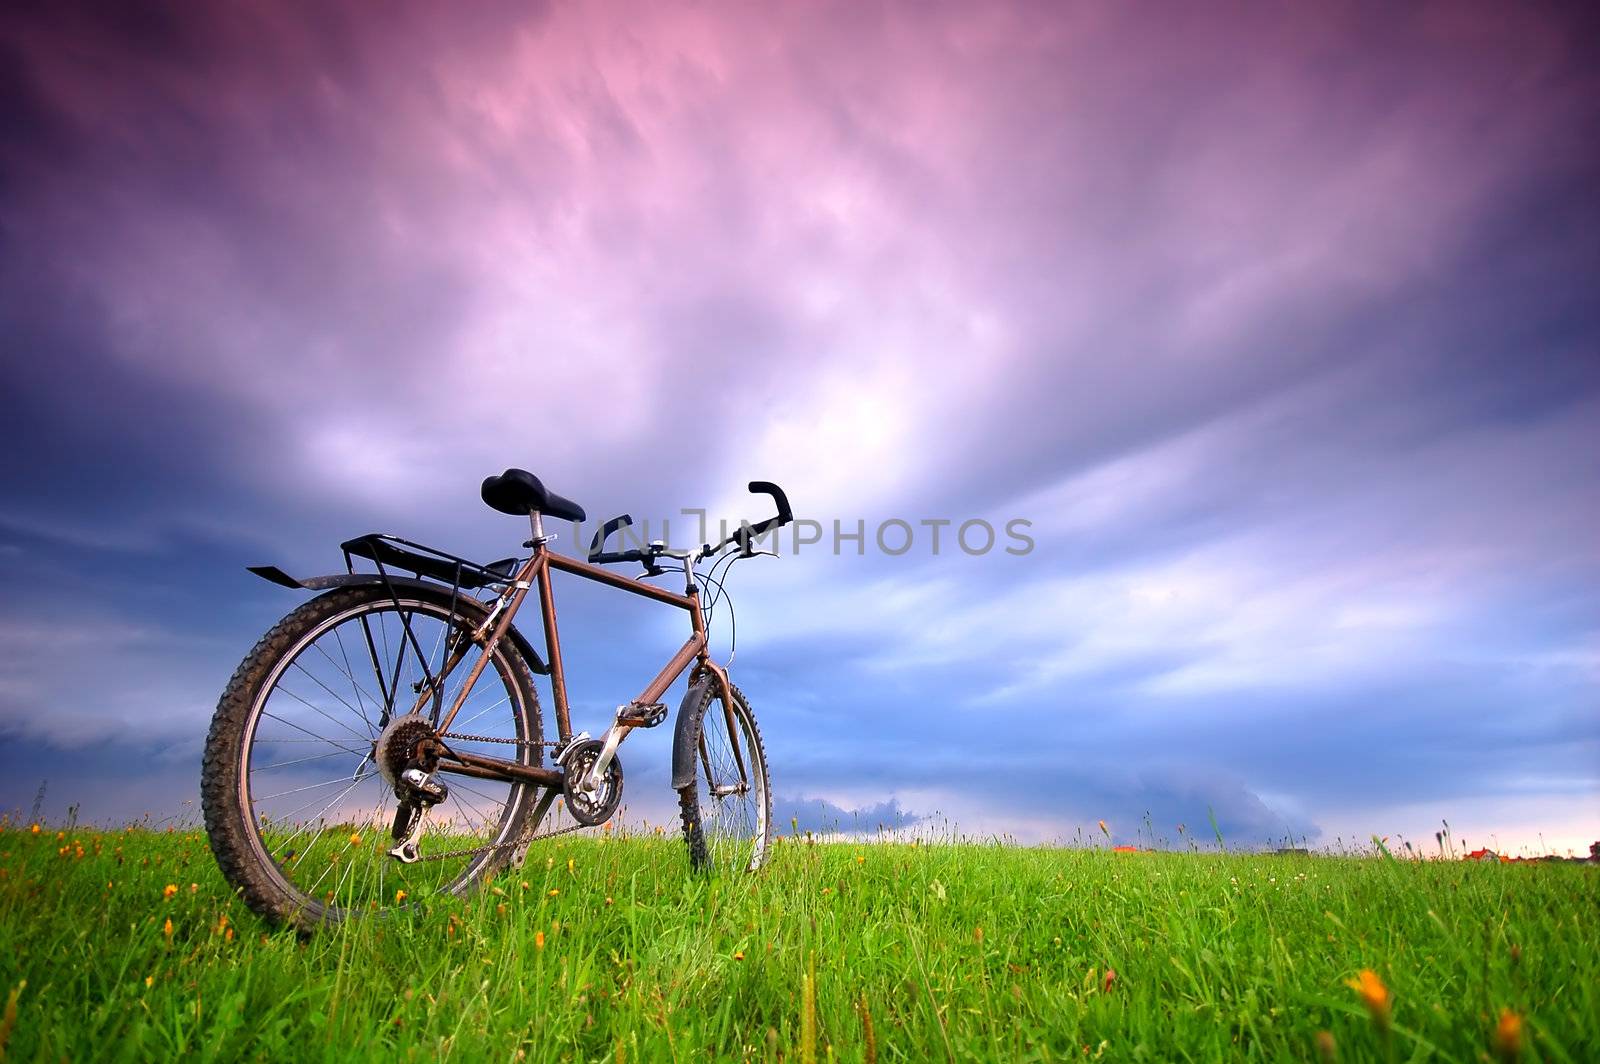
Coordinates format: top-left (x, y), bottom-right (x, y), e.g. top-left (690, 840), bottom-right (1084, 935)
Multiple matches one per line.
top-left (417, 731), bottom-right (575, 861)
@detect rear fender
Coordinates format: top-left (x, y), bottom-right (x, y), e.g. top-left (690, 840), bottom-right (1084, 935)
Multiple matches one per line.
top-left (246, 566), bottom-right (549, 675)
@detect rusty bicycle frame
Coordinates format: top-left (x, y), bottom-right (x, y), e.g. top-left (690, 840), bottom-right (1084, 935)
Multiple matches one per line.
top-left (394, 511), bottom-right (746, 803)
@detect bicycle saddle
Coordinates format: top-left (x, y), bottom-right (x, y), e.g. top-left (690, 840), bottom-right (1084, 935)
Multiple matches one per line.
top-left (480, 468), bottom-right (587, 522)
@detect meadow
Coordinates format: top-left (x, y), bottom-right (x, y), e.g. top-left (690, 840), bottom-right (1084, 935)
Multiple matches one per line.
top-left (0, 822), bottom-right (1594, 1062)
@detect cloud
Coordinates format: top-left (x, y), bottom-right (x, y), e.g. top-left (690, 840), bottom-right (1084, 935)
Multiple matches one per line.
top-left (0, 0), bottom-right (1596, 851)
top-left (776, 795), bottom-right (924, 836)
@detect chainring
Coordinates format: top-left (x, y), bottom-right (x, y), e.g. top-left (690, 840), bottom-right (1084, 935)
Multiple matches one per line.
top-left (561, 739), bottom-right (623, 826)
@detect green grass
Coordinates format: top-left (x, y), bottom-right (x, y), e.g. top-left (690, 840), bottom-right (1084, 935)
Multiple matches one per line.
top-left (0, 824), bottom-right (1594, 1062)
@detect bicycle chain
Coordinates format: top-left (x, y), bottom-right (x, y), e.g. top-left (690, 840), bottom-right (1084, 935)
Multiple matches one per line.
top-left (410, 817), bottom-right (586, 862)
top-left (438, 732), bottom-right (559, 747)
top-left (414, 732), bottom-right (578, 862)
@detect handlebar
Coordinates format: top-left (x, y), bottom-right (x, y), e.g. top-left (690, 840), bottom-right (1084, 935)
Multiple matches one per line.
top-left (697, 481), bottom-right (793, 560)
top-left (587, 481), bottom-right (793, 567)
top-left (587, 514), bottom-right (636, 564)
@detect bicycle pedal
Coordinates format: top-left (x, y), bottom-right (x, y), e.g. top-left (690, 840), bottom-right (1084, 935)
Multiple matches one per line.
top-left (616, 701), bottom-right (668, 728)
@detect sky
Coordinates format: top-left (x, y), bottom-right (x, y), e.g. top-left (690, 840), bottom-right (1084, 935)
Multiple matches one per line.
top-left (1, 0), bottom-right (1596, 853)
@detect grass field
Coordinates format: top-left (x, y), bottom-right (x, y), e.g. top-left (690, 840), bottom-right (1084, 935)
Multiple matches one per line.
top-left (0, 823), bottom-right (1594, 1062)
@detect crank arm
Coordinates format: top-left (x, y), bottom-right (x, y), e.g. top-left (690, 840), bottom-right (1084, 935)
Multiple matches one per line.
top-left (582, 705), bottom-right (639, 793)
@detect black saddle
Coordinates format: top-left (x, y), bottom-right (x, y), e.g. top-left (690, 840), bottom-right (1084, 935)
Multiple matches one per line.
top-left (480, 468), bottom-right (586, 523)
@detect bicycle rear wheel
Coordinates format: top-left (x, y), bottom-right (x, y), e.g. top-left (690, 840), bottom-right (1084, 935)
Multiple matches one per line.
top-left (201, 585), bottom-right (542, 929)
top-left (677, 678), bottom-right (771, 873)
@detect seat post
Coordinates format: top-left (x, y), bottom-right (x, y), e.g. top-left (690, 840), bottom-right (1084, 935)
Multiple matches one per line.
top-left (528, 511), bottom-right (547, 547)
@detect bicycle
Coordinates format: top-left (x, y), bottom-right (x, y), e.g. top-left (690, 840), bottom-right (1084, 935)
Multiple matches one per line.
top-left (201, 469), bottom-right (792, 929)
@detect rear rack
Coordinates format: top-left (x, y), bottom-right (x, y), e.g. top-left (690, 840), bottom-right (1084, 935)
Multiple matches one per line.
top-left (335, 535), bottom-right (533, 715)
top-left (340, 534), bottom-right (520, 591)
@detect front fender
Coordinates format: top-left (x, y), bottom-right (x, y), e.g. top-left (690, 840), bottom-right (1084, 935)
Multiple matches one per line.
top-left (246, 566), bottom-right (549, 675)
top-left (670, 676), bottom-right (712, 790)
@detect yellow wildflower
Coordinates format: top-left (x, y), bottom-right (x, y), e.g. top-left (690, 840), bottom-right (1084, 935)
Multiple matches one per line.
top-left (395, 889), bottom-right (407, 903)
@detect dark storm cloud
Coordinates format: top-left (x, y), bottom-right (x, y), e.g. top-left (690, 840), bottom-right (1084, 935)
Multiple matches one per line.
top-left (0, 0), bottom-right (1596, 849)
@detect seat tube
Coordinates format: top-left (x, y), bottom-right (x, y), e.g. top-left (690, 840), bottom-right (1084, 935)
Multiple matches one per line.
top-left (531, 514), bottom-right (573, 740)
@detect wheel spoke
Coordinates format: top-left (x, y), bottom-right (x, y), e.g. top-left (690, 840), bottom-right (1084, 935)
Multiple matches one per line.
top-left (273, 678), bottom-right (374, 744)
top-left (254, 771), bottom-right (375, 803)
top-left (258, 710), bottom-right (370, 756)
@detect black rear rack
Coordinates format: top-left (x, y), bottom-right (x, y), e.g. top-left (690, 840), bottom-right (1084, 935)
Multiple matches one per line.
top-left (340, 534), bottom-right (521, 591)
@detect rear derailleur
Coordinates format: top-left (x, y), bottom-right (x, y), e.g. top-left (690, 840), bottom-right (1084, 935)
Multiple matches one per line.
top-left (375, 712), bottom-right (450, 864)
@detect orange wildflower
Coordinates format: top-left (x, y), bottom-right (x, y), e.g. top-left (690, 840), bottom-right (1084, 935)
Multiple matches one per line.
top-left (535, 931), bottom-right (546, 950)
top-left (1103, 969), bottom-right (1116, 993)
top-left (395, 889), bottom-right (408, 903)
top-left (734, 950), bottom-right (745, 960)
top-left (348, 833), bottom-right (362, 847)
top-left (1492, 1008), bottom-right (1522, 1062)
top-left (162, 884), bottom-right (178, 900)
top-left (548, 888), bottom-right (559, 897)
top-left (30, 824), bottom-right (41, 834)
top-left (1345, 969), bottom-right (1390, 1028)
top-left (162, 917), bottom-right (173, 939)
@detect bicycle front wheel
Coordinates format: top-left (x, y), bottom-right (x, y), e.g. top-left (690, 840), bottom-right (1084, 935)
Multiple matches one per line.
top-left (677, 678), bottom-right (772, 874)
top-left (201, 585), bottom-right (543, 929)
